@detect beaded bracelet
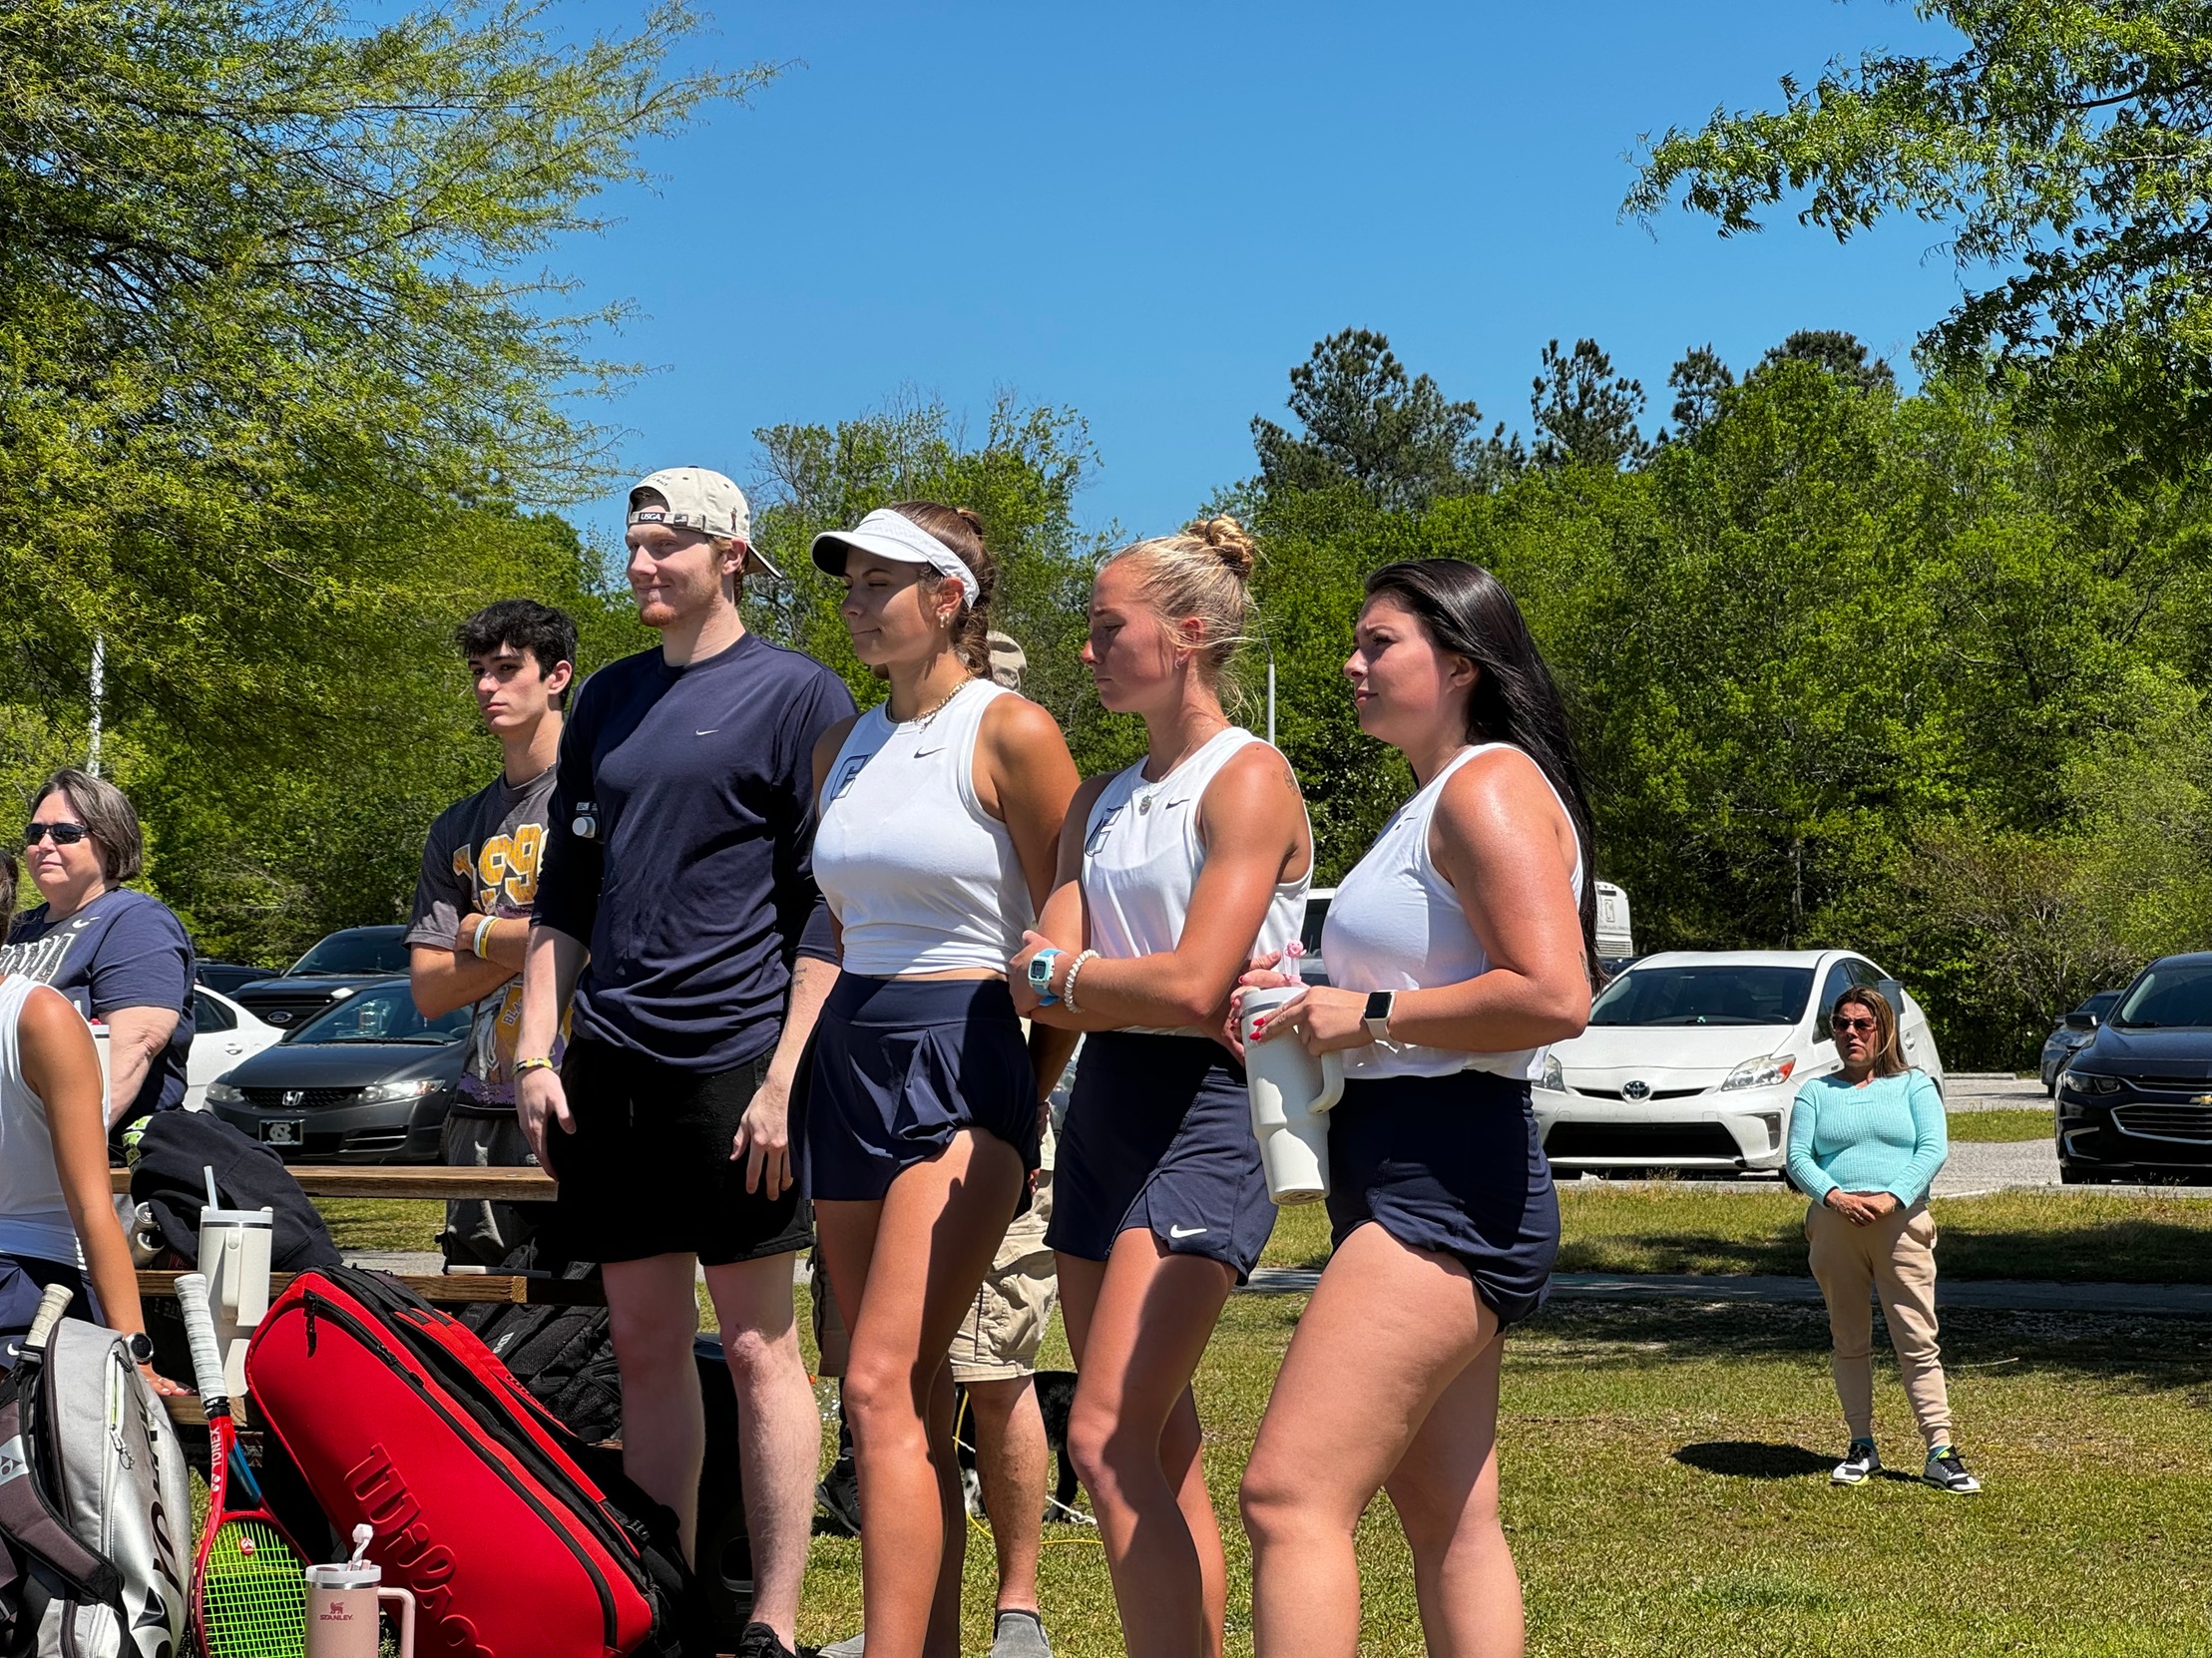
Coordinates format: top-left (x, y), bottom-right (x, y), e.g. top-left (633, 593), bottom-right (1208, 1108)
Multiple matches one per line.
top-left (1062, 949), bottom-right (1100, 1014)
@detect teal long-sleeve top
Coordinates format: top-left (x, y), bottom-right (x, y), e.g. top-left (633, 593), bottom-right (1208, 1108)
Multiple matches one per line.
top-left (1786, 1068), bottom-right (1948, 1206)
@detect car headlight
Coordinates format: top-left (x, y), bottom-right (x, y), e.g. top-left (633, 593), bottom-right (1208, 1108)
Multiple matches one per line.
top-left (358, 1079), bottom-right (440, 1104)
top-left (1537, 1053), bottom-right (1565, 1091)
top-left (1720, 1053), bottom-right (1797, 1091)
top-left (2062, 1069), bottom-right (2120, 1095)
top-left (205, 1081), bottom-right (244, 1105)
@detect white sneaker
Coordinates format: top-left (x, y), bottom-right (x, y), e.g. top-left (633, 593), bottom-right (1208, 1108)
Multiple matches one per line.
top-left (1831, 1440), bottom-right (1880, 1484)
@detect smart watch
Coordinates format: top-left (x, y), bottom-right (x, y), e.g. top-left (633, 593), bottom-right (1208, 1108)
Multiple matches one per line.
top-left (1363, 991), bottom-right (1396, 1042)
top-left (1028, 949), bottom-right (1065, 1008)
top-left (125, 1331), bottom-right (156, 1366)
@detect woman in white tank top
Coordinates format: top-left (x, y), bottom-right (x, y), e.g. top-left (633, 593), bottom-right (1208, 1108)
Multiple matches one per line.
top-left (0, 855), bottom-right (176, 1391)
top-left (1236, 561), bottom-right (1595, 1658)
top-left (804, 505), bottom-right (1080, 1658)
top-left (1008, 518), bottom-right (1312, 1658)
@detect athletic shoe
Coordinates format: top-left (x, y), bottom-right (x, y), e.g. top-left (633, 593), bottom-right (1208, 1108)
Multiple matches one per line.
top-left (1924, 1447), bottom-right (1982, 1493)
top-left (1831, 1440), bottom-right (1880, 1485)
top-left (990, 1609), bottom-right (1054, 1658)
top-left (737, 1623), bottom-right (799, 1658)
top-left (815, 1458), bottom-right (862, 1538)
top-left (816, 1635), bottom-right (864, 1658)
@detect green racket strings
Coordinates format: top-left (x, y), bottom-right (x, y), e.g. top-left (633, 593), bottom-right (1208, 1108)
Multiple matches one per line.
top-left (201, 1517), bottom-right (305, 1658)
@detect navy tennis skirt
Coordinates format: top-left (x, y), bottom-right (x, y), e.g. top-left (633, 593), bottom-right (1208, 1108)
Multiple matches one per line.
top-left (1326, 1068), bottom-right (1559, 1328)
top-left (805, 976), bottom-right (1040, 1207)
top-left (1048, 1031), bottom-right (1275, 1282)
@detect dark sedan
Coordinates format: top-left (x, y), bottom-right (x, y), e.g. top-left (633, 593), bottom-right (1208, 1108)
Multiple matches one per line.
top-left (205, 977), bottom-right (466, 1162)
top-left (2055, 953), bottom-right (2212, 1184)
top-left (2040, 989), bottom-right (2124, 1094)
top-left (228, 924), bottom-right (411, 1031)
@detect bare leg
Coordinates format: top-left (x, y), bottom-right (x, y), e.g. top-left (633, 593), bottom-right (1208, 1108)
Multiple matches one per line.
top-left (703, 1253), bottom-right (820, 1650)
top-left (603, 1255), bottom-right (705, 1556)
top-left (820, 1131), bottom-right (1025, 1658)
top-left (963, 1376), bottom-right (1048, 1613)
top-left (1057, 1233), bottom-right (1234, 1658)
top-left (1240, 1223), bottom-right (1511, 1658)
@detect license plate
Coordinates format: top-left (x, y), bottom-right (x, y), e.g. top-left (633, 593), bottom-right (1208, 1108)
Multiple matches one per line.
top-left (260, 1118), bottom-right (304, 1146)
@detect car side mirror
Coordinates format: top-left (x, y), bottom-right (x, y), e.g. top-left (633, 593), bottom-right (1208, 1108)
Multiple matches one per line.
top-left (1876, 978), bottom-right (1907, 1016)
top-left (2064, 1010), bottom-right (2099, 1032)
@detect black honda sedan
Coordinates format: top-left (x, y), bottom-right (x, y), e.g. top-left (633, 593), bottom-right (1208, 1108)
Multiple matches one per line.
top-left (205, 976), bottom-right (465, 1162)
top-left (2055, 953), bottom-right (2212, 1184)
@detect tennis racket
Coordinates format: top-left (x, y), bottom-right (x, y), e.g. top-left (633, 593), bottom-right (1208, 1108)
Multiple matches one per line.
top-left (177, 1272), bottom-right (307, 1658)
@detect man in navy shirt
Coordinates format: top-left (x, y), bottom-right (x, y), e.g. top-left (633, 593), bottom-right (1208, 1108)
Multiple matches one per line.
top-left (518, 467), bottom-right (853, 1658)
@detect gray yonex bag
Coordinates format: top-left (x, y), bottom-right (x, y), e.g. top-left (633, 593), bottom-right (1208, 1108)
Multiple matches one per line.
top-left (0, 1311), bottom-right (191, 1658)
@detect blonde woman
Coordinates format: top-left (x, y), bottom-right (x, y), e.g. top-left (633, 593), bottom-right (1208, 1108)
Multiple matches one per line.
top-left (1789, 985), bottom-right (1974, 1493)
top-left (1012, 517), bottom-right (1312, 1658)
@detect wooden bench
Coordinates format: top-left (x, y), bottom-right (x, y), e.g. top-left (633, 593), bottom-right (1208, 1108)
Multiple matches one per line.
top-left (112, 1164), bottom-right (557, 1202)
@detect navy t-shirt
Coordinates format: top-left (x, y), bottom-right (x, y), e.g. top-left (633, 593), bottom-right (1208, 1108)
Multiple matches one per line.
top-left (534, 631), bottom-right (855, 1071)
top-left (1, 888), bottom-right (196, 1120)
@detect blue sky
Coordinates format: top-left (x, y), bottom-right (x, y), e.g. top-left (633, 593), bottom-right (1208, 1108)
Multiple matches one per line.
top-left (553, 1), bottom-right (1969, 545)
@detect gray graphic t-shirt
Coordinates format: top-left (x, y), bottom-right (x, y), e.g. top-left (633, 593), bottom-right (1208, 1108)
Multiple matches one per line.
top-left (405, 766), bottom-right (559, 1113)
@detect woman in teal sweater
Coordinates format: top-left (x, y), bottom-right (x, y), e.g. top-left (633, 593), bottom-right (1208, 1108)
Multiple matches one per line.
top-left (1787, 985), bottom-right (1980, 1494)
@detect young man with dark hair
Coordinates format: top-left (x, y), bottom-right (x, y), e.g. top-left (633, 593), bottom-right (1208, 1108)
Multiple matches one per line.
top-left (516, 468), bottom-right (855, 1658)
top-left (406, 599), bottom-right (577, 1265)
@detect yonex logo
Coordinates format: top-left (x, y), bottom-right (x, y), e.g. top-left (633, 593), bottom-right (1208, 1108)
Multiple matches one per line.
top-left (0, 1434), bottom-right (27, 1486)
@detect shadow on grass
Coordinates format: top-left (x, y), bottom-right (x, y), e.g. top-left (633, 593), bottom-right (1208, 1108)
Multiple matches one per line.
top-left (1671, 1441), bottom-right (1833, 1479)
top-left (1520, 1299), bottom-right (2212, 1393)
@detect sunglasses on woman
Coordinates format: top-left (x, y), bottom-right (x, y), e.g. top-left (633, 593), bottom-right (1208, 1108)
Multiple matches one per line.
top-left (1830, 1014), bottom-right (1879, 1035)
top-left (23, 821), bottom-right (91, 847)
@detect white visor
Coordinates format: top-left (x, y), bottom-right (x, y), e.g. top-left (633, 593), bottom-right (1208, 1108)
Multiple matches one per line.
top-left (810, 509), bottom-right (980, 606)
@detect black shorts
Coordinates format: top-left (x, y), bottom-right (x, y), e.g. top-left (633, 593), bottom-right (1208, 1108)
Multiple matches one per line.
top-left (547, 1036), bottom-right (812, 1267)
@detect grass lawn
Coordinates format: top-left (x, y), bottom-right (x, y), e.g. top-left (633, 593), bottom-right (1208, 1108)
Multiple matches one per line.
top-left (1950, 1107), bottom-right (2058, 1142)
top-left (786, 1288), bottom-right (2212, 1657)
top-left (1260, 1187), bottom-right (2212, 1283)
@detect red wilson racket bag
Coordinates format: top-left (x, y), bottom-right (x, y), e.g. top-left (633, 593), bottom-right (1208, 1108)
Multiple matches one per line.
top-left (245, 1267), bottom-right (704, 1658)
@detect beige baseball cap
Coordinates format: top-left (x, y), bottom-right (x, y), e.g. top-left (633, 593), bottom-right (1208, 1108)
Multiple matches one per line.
top-left (987, 630), bottom-right (1026, 689)
top-left (627, 467), bottom-right (782, 578)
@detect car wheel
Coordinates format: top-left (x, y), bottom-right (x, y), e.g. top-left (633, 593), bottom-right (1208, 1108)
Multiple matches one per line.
top-left (2058, 1161), bottom-right (2089, 1185)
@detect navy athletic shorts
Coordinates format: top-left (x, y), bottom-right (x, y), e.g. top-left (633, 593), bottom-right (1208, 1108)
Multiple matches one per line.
top-left (805, 976), bottom-right (1039, 1208)
top-left (1048, 1031), bottom-right (1274, 1282)
top-left (1325, 1068), bottom-right (1559, 1328)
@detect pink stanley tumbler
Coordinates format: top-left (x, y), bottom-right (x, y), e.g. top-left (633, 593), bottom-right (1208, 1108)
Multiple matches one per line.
top-left (303, 1525), bottom-right (415, 1658)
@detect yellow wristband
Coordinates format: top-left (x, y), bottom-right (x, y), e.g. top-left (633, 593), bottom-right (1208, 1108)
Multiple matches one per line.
top-left (471, 914), bottom-right (498, 959)
top-left (512, 1055), bottom-right (558, 1076)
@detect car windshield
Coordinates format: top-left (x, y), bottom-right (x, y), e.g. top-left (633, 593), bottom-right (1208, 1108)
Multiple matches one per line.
top-left (1588, 966), bottom-right (1815, 1028)
top-left (286, 984), bottom-right (468, 1044)
top-left (2112, 962), bottom-right (2212, 1030)
top-left (288, 930), bottom-right (410, 976)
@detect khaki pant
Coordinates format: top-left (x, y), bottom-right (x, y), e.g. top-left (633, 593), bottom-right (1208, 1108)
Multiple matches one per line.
top-left (1806, 1197), bottom-right (1953, 1451)
top-left (812, 1170), bottom-right (1059, 1382)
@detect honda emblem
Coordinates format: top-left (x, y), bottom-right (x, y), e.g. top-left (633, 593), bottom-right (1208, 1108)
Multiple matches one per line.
top-left (282, 1090), bottom-right (303, 1108)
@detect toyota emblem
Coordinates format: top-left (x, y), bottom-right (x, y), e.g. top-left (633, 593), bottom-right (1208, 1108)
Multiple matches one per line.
top-left (1621, 1079), bottom-right (1651, 1101)
top-left (282, 1090), bottom-right (304, 1108)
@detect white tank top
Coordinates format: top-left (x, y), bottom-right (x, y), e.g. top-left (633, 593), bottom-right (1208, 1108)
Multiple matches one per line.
top-left (1322, 744), bottom-right (1585, 1081)
top-left (0, 975), bottom-right (82, 1266)
top-left (814, 678), bottom-right (1034, 977)
top-left (1082, 726), bottom-right (1310, 1036)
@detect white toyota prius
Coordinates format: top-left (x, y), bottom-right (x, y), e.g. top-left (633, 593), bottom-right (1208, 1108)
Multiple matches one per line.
top-left (1536, 949), bottom-right (1946, 1176)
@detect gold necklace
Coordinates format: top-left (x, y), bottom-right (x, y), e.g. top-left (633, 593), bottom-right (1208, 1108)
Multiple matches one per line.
top-left (902, 678), bottom-right (968, 730)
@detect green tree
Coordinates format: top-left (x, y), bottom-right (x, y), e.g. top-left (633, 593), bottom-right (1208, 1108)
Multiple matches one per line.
top-left (1251, 328), bottom-right (1518, 511)
top-left (1529, 337), bottom-right (1651, 470)
top-left (1665, 343), bottom-right (1736, 441)
top-left (1753, 329), bottom-right (1896, 395)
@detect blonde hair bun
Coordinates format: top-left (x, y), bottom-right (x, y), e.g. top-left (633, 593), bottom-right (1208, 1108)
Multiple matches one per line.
top-left (1183, 515), bottom-right (1257, 581)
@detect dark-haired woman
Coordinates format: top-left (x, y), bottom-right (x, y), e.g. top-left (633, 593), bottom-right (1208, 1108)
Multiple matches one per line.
top-left (0, 851), bottom-right (181, 1393)
top-left (3, 770), bottom-right (195, 1131)
top-left (1237, 560), bottom-right (1592, 1658)
top-left (1789, 985), bottom-right (1975, 1493)
top-left (807, 504), bottom-right (1081, 1658)
top-left (1011, 517), bottom-right (1311, 1658)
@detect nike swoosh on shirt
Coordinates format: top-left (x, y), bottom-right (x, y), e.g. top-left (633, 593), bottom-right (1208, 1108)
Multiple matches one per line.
top-left (1167, 1224), bottom-right (1208, 1239)
top-left (695, 729), bottom-right (719, 736)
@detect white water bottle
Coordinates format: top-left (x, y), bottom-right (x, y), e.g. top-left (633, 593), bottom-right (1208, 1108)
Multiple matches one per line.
top-left (1241, 986), bottom-right (1345, 1205)
top-left (200, 1193), bottom-right (273, 1407)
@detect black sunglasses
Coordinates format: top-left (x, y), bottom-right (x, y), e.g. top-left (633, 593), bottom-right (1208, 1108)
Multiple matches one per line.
top-left (23, 821), bottom-right (91, 848)
top-left (1831, 1014), bottom-right (1878, 1034)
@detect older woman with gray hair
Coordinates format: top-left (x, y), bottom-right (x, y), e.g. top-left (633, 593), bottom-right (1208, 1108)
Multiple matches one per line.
top-left (1, 769), bottom-right (195, 1129)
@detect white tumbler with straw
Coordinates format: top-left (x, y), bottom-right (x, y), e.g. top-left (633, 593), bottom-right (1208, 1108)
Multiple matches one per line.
top-left (199, 1165), bottom-right (273, 1409)
top-left (1241, 985), bottom-right (1345, 1205)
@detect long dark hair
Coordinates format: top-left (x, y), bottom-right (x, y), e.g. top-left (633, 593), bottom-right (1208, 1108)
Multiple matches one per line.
top-left (1364, 560), bottom-right (1601, 985)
